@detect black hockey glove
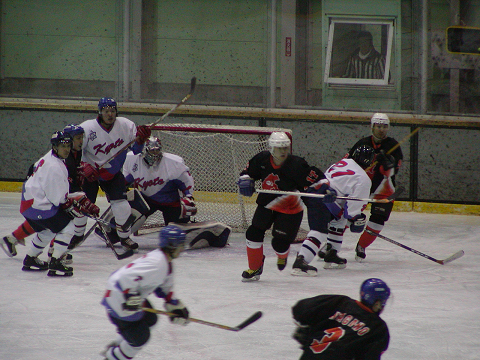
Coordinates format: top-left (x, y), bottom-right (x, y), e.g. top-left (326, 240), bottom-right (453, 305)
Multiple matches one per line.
top-left (165, 299), bottom-right (190, 325)
top-left (122, 291), bottom-right (143, 314)
top-left (293, 325), bottom-right (311, 347)
top-left (377, 150), bottom-right (395, 170)
top-left (237, 175), bottom-right (255, 197)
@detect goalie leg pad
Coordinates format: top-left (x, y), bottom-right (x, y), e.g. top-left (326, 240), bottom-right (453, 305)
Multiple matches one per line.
top-left (127, 189), bottom-right (150, 214)
top-left (171, 221), bottom-right (231, 249)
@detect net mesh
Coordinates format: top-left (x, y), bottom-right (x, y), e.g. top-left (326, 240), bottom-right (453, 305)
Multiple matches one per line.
top-left (139, 124), bottom-right (307, 241)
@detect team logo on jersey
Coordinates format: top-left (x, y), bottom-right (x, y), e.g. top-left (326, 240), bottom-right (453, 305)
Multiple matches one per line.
top-left (93, 138), bottom-right (125, 156)
top-left (133, 176), bottom-right (165, 190)
top-left (263, 173), bottom-right (280, 190)
top-left (88, 130), bottom-right (97, 141)
top-left (132, 164), bottom-right (138, 172)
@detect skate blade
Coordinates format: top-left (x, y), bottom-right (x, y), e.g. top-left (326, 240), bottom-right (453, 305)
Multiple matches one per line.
top-left (355, 255), bottom-right (365, 263)
top-left (1, 245), bottom-right (16, 258)
top-left (47, 270), bottom-right (73, 277)
top-left (323, 262), bottom-right (347, 269)
top-left (22, 266), bottom-right (48, 271)
top-left (241, 275), bottom-right (260, 282)
top-left (291, 268), bottom-right (318, 277)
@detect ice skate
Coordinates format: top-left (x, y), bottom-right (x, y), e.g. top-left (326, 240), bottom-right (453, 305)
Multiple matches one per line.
top-left (1, 235), bottom-right (17, 257)
top-left (277, 257), bottom-right (287, 271)
top-left (323, 244), bottom-right (347, 269)
top-left (47, 257), bottom-right (73, 277)
top-left (95, 226), bottom-right (121, 245)
top-left (48, 246), bottom-right (73, 265)
top-left (22, 255), bottom-right (48, 271)
top-left (242, 256), bottom-right (265, 282)
top-left (291, 254), bottom-right (318, 277)
top-left (120, 237), bottom-right (139, 251)
top-left (68, 234), bottom-right (84, 250)
top-left (355, 243), bottom-right (366, 263)
top-left (317, 242), bottom-right (328, 260)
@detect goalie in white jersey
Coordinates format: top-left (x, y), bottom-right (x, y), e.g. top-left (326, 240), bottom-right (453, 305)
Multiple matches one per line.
top-left (292, 145), bottom-right (374, 276)
top-left (79, 97), bottom-right (151, 252)
top-left (101, 225), bottom-right (190, 360)
top-left (112, 136), bottom-right (230, 249)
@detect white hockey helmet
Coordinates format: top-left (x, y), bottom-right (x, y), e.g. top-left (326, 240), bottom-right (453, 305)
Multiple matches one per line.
top-left (268, 132), bottom-right (291, 155)
top-left (371, 113), bottom-right (390, 128)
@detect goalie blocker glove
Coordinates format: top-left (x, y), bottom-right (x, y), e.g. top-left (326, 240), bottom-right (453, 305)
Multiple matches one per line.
top-left (62, 192), bottom-right (100, 218)
top-left (165, 299), bottom-right (190, 325)
top-left (237, 175), bottom-right (255, 197)
top-left (180, 195), bottom-right (197, 218)
top-left (307, 179), bottom-right (337, 203)
top-left (348, 213), bottom-right (367, 233)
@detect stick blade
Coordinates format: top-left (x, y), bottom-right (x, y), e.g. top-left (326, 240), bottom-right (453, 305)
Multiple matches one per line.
top-left (438, 250), bottom-right (464, 265)
top-left (233, 311), bottom-right (263, 331)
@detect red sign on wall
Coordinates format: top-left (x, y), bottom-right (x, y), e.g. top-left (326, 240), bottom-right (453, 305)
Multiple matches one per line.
top-left (285, 37), bottom-right (292, 57)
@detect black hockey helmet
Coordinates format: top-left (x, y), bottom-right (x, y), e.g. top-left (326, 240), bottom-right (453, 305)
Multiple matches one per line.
top-left (350, 145), bottom-right (375, 169)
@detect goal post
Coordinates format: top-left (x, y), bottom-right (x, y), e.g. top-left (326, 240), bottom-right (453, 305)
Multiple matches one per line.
top-left (138, 123), bottom-right (293, 233)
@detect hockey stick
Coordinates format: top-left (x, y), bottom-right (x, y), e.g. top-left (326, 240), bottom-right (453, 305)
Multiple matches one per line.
top-left (73, 205), bottom-right (112, 250)
top-left (143, 308), bottom-right (262, 332)
top-left (93, 216), bottom-right (134, 260)
top-left (255, 189), bottom-right (393, 203)
top-left (98, 77), bottom-right (197, 169)
top-left (366, 229), bottom-right (464, 265)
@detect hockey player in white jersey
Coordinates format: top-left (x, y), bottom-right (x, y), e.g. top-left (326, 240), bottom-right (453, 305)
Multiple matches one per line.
top-left (97, 136), bottom-right (230, 249)
top-left (80, 97), bottom-right (151, 252)
top-left (101, 225), bottom-right (189, 360)
top-left (291, 145), bottom-right (374, 276)
top-left (19, 131), bottom-right (99, 276)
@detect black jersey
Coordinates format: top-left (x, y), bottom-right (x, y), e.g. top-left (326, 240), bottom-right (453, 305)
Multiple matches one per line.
top-left (348, 136), bottom-right (403, 195)
top-left (241, 151), bottom-right (324, 214)
top-left (293, 295), bottom-right (389, 360)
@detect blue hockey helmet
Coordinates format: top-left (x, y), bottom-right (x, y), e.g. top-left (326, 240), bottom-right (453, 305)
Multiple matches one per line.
top-left (63, 123), bottom-right (84, 137)
top-left (351, 145), bottom-right (375, 169)
top-left (98, 97), bottom-right (117, 114)
top-left (360, 278), bottom-right (390, 309)
top-left (50, 131), bottom-right (73, 147)
top-left (159, 225), bottom-right (186, 258)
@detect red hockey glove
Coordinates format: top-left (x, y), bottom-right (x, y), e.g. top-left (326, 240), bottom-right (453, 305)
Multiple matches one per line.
top-left (78, 162), bottom-right (99, 183)
top-left (180, 195), bottom-right (197, 218)
top-left (136, 125), bottom-right (152, 145)
top-left (62, 192), bottom-right (99, 217)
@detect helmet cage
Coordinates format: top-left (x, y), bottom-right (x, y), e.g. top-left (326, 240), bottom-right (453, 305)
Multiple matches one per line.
top-left (143, 136), bottom-right (163, 166)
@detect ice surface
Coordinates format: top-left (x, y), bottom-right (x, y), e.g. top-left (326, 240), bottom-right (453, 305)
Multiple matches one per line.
top-left (0, 192), bottom-right (478, 360)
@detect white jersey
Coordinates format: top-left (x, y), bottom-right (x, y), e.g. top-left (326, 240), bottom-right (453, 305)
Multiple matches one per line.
top-left (80, 117), bottom-right (140, 181)
top-left (101, 249), bottom-right (175, 321)
top-left (123, 152), bottom-right (194, 204)
top-left (20, 150), bottom-right (69, 220)
top-left (324, 158), bottom-right (371, 219)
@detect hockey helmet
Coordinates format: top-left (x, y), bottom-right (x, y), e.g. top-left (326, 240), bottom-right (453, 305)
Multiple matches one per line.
top-left (63, 123), bottom-right (85, 137)
top-left (360, 278), bottom-right (390, 309)
top-left (159, 225), bottom-right (186, 258)
top-left (143, 136), bottom-right (163, 166)
top-left (98, 97), bottom-right (117, 114)
top-left (268, 132), bottom-right (291, 154)
top-left (371, 113), bottom-right (390, 128)
top-left (50, 131), bottom-right (73, 147)
top-left (351, 145), bottom-right (375, 169)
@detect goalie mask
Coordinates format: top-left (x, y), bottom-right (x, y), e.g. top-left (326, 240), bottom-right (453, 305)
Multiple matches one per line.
top-left (143, 136), bottom-right (163, 166)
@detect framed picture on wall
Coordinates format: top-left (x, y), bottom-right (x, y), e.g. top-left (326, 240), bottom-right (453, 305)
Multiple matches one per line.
top-left (324, 18), bottom-right (394, 86)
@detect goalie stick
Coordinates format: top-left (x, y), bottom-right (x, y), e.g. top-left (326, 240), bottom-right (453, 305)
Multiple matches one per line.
top-left (366, 229), bottom-right (464, 265)
top-left (98, 76), bottom-right (197, 169)
top-left (142, 308), bottom-right (262, 332)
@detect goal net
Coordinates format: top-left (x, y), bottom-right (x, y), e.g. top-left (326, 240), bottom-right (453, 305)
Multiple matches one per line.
top-left (138, 123), bottom-right (298, 235)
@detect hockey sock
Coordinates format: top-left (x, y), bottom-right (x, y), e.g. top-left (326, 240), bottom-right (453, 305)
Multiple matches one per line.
top-left (300, 237), bottom-right (321, 263)
top-left (246, 241), bottom-right (264, 270)
top-left (358, 222), bottom-right (384, 248)
top-left (12, 221), bottom-right (35, 242)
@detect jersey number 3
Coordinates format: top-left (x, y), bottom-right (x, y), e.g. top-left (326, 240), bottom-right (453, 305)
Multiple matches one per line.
top-left (310, 327), bottom-right (345, 354)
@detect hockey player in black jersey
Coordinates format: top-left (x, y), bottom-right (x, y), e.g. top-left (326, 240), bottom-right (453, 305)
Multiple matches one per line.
top-left (237, 131), bottom-right (335, 282)
top-left (292, 278), bottom-right (391, 360)
top-left (347, 113), bottom-right (403, 262)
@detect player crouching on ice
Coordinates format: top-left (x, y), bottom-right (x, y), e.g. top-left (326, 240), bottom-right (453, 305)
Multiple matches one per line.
top-left (95, 136), bottom-right (231, 250)
top-left (101, 225), bottom-right (190, 360)
top-left (19, 131), bottom-right (99, 276)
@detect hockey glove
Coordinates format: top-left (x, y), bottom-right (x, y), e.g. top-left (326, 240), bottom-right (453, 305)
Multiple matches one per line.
top-left (180, 195), bottom-right (197, 218)
top-left (348, 213), bottom-right (367, 233)
top-left (136, 125), bottom-right (152, 145)
top-left (237, 175), bottom-right (255, 197)
top-left (165, 299), bottom-right (190, 325)
top-left (62, 192), bottom-right (100, 217)
top-left (293, 324), bottom-right (311, 347)
top-left (377, 150), bottom-right (395, 170)
top-left (122, 291), bottom-right (143, 314)
top-left (78, 161), bottom-right (99, 183)
top-left (307, 179), bottom-right (337, 203)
